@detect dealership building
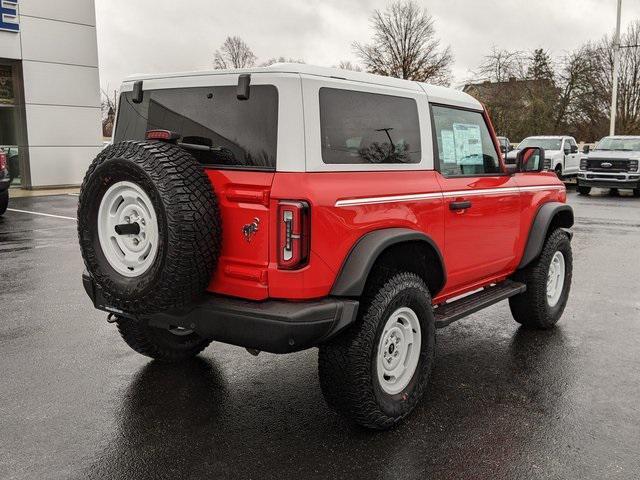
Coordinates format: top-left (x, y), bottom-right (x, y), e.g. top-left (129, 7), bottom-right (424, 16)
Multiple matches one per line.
top-left (0, 0), bottom-right (101, 189)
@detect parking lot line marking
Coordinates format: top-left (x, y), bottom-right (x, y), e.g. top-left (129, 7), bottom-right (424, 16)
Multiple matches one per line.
top-left (7, 208), bottom-right (76, 221)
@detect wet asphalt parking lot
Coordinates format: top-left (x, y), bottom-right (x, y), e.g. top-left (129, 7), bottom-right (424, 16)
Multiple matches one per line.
top-left (0, 189), bottom-right (639, 480)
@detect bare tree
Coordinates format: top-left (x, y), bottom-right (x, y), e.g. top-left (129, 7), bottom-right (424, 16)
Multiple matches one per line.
top-left (589, 21), bottom-right (640, 135)
top-left (100, 87), bottom-right (118, 138)
top-left (334, 61), bottom-right (362, 72)
top-left (353, 0), bottom-right (453, 85)
top-left (260, 56), bottom-right (305, 67)
top-left (213, 36), bottom-right (257, 69)
top-left (467, 47), bottom-right (561, 139)
top-left (473, 46), bottom-right (525, 83)
top-left (552, 47), bottom-right (601, 138)
top-left (100, 87), bottom-right (118, 120)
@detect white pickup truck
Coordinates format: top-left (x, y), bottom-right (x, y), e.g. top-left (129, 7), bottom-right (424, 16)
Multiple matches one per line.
top-left (507, 136), bottom-right (581, 179)
top-left (577, 136), bottom-right (640, 196)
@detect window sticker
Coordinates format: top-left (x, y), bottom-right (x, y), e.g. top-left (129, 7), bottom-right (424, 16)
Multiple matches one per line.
top-left (441, 130), bottom-right (456, 164)
top-left (453, 123), bottom-right (483, 164)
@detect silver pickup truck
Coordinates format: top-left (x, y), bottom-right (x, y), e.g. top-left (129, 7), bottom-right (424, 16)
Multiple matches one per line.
top-left (577, 136), bottom-right (640, 196)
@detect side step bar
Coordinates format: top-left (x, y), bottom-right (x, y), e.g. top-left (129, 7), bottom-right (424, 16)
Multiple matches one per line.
top-left (434, 280), bottom-right (526, 328)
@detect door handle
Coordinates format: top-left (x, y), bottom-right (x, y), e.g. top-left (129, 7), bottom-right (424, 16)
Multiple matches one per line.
top-left (449, 200), bottom-right (472, 211)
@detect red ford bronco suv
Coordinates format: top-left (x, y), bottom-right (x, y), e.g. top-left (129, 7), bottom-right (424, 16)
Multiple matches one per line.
top-left (78, 64), bottom-right (574, 430)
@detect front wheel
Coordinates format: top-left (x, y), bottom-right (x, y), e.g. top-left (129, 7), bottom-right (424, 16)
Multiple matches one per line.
top-left (116, 317), bottom-right (212, 362)
top-left (318, 272), bottom-right (435, 430)
top-left (633, 187), bottom-right (640, 198)
top-left (554, 165), bottom-right (564, 180)
top-left (509, 229), bottom-right (572, 329)
top-left (577, 185), bottom-right (591, 195)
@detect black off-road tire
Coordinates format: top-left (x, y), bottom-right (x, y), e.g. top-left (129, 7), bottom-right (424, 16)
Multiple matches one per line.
top-left (0, 190), bottom-right (8, 216)
top-left (554, 165), bottom-right (564, 181)
top-left (509, 229), bottom-right (572, 329)
top-left (633, 187), bottom-right (640, 197)
top-left (577, 185), bottom-right (591, 195)
top-left (78, 141), bottom-right (221, 314)
top-left (318, 272), bottom-right (436, 430)
top-left (116, 317), bottom-right (212, 362)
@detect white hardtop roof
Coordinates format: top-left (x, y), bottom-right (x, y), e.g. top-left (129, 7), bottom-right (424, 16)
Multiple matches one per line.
top-left (124, 63), bottom-right (481, 110)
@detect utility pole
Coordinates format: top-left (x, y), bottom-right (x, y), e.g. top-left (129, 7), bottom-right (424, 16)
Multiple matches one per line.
top-left (609, 0), bottom-right (622, 136)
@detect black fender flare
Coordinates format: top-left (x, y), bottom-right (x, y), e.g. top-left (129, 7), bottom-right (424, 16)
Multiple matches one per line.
top-left (518, 202), bottom-right (574, 269)
top-left (330, 228), bottom-right (446, 297)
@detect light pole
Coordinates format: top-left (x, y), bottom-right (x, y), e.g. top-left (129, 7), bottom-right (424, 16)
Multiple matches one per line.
top-left (609, 0), bottom-right (622, 136)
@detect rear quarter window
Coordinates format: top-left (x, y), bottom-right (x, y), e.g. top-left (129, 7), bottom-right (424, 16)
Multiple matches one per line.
top-left (114, 85), bottom-right (278, 170)
top-left (319, 88), bottom-right (421, 165)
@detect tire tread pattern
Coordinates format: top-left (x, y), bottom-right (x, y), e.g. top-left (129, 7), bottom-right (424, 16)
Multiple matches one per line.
top-left (318, 272), bottom-right (434, 430)
top-left (116, 317), bottom-right (212, 362)
top-left (78, 141), bottom-right (221, 314)
top-left (509, 228), bottom-right (572, 329)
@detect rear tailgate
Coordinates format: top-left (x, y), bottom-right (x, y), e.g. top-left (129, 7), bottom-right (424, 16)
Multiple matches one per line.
top-left (206, 170), bottom-right (274, 300)
top-left (113, 78), bottom-right (288, 300)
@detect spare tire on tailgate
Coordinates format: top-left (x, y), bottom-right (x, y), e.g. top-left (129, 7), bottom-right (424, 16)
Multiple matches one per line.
top-left (78, 141), bottom-right (221, 314)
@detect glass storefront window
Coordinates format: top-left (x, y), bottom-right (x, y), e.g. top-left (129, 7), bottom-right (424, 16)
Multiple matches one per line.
top-left (0, 64), bottom-right (21, 186)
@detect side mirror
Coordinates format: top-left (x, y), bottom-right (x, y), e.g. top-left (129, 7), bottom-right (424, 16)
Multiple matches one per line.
top-left (582, 145), bottom-right (590, 154)
top-left (517, 147), bottom-right (545, 172)
top-left (564, 148), bottom-right (570, 155)
top-left (570, 145), bottom-right (578, 154)
top-left (500, 145), bottom-right (507, 154)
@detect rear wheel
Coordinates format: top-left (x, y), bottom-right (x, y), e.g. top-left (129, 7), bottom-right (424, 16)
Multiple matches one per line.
top-left (509, 229), bottom-right (572, 329)
top-left (577, 185), bottom-right (591, 195)
top-left (116, 317), bottom-right (211, 362)
top-left (0, 190), bottom-right (7, 216)
top-left (318, 272), bottom-right (435, 430)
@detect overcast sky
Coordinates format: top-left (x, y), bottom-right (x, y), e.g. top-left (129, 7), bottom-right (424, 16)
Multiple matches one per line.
top-left (95, 0), bottom-right (640, 91)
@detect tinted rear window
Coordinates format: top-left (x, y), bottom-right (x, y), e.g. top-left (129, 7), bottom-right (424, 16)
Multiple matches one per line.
top-left (114, 85), bottom-right (278, 170)
top-left (319, 88), bottom-right (421, 165)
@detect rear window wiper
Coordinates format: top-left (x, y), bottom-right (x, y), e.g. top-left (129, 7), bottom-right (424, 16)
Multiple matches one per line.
top-left (178, 142), bottom-right (231, 153)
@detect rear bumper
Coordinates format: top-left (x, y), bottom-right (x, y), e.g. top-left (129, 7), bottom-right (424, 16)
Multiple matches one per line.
top-left (83, 273), bottom-right (359, 354)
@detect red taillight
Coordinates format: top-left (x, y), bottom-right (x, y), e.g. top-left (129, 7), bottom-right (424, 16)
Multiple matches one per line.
top-left (0, 152), bottom-right (6, 171)
top-left (145, 130), bottom-right (180, 142)
top-left (278, 200), bottom-right (310, 270)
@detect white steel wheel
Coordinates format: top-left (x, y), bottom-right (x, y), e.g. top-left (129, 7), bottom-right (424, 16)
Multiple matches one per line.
top-left (546, 251), bottom-right (566, 307)
top-left (376, 307), bottom-right (422, 395)
top-left (97, 181), bottom-right (159, 278)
